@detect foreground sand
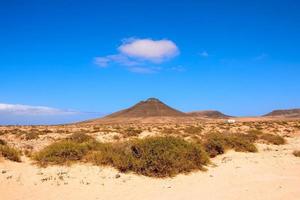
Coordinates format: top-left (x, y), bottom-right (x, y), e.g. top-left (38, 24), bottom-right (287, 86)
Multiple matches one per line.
top-left (1, 136), bottom-right (300, 200)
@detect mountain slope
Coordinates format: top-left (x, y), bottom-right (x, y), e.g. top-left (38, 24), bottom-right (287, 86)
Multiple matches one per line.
top-left (187, 110), bottom-right (231, 119)
top-left (264, 109), bottom-right (300, 118)
top-left (105, 98), bottom-right (187, 118)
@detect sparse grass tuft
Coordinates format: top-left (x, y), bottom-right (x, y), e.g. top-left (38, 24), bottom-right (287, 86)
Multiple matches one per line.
top-left (0, 144), bottom-right (21, 162)
top-left (293, 150), bottom-right (300, 157)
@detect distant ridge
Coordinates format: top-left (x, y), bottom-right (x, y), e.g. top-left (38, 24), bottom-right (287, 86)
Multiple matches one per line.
top-left (187, 110), bottom-right (231, 119)
top-left (264, 108), bottom-right (300, 118)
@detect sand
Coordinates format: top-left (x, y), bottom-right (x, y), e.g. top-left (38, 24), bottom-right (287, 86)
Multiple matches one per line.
top-left (1, 136), bottom-right (300, 200)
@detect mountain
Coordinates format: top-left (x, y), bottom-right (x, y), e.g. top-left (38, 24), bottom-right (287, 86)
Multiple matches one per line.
top-left (105, 98), bottom-right (187, 118)
top-left (187, 110), bottom-right (231, 119)
top-left (264, 109), bottom-right (300, 118)
top-left (82, 98), bottom-right (188, 124)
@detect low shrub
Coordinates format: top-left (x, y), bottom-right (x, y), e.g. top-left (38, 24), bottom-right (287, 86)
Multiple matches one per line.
top-left (86, 137), bottom-right (209, 177)
top-left (67, 132), bottom-right (95, 143)
top-left (293, 150), bottom-right (300, 157)
top-left (0, 144), bottom-right (21, 162)
top-left (203, 132), bottom-right (257, 157)
top-left (124, 137), bottom-right (209, 177)
top-left (183, 126), bottom-right (203, 135)
top-left (25, 132), bottom-right (40, 140)
top-left (35, 136), bottom-right (209, 177)
top-left (260, 134), bottom-right (285, 145)
top-left (122, 127), bottom-right (142, 137)
top-left (33, 141), bottom-right (89, 165)
top-left (0, 139), bottom-right (7, 145)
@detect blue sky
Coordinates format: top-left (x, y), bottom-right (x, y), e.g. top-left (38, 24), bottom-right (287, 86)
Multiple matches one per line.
top-left (1, 0), bottom-right (300, 124)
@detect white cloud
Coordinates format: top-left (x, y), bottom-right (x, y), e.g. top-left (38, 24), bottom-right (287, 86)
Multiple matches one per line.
top-left (0, 103), bottom-right (77, 116)
top-left (200, 51), bottom-right (209, 57)
top-left (94, 38), bottom-right (179, 73)
top-left (118, 38), bottom-right (179, 62)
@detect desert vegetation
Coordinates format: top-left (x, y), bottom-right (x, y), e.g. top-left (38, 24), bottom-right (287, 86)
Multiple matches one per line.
top-left (31, 129), bottom-right (288, 177)
top-left (34, 134), bottom-right (209, 177)
top-left (293, 150), bottom-right (300, 157)
top-left (0, 120), bottom-right (296, 178)
top-left (0, 139), bottom-right (21, 162)
top-left (203, 132), bottom-right (258, 157)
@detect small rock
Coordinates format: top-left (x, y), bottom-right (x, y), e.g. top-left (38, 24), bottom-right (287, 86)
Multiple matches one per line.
top-left (115, 174), bottom-right (121, 179)
top-left (1, 170), bottom-right (7, 174)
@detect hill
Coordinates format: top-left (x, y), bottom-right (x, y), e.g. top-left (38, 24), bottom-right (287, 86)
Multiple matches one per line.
top-left (187, 110), bottom-right (231, 119)
top-left (264, 109), bottom-right (300, 118)
top-left (105, 98), bottom-right (187, 118)
top-left (82, 98), bottom-right (188, 124)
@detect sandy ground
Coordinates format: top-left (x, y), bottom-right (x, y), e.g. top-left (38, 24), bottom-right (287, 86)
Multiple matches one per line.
top-left (1, 136), bottom-right (300, 200)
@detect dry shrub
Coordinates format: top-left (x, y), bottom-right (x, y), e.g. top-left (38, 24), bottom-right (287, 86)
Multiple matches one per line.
top-left (183, 126), bottom-right (203, 135)
top-left (67, 132), bottom-right (95, 143)
top-left (246, 130), bottom-right (285, 145)
top-left (124, 137), bottom-right (209, 177)
top-left (122, 127), bottom-right (142, 137)
top-left (35, 136), bottom-right (209, 177)
top-left (33, 141), bottom-right (90, 165)
top-left (293, 150), bottom-right (300, 157)
top-left (34, 133), bottom-right (97, 166)
top-left (260, 134), bottom-right (285, 145)
top-left (86, 137), bottom-right (209, 177)
top-left (203, 132), bottom-right (257, 157)
top-left (25, 132), bottom-right (40, 140)
top-left (161, 127), bottom-right (181, 135)
top-left (0, 139), bottom-right (7, 145)
top-left (0, 144), bottom-right (21, 162)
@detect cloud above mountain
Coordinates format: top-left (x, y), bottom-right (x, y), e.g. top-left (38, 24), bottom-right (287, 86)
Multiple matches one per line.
top-left (94, 38), bottom-right (179, 73)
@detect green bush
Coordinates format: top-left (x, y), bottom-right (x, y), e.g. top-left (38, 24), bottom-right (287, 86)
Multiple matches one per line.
top-left (0, 144), bottom-right (21, 162)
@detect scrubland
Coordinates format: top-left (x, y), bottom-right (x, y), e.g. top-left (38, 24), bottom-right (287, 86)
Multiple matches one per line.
top-left (1, 120), bottom-right (300, 199)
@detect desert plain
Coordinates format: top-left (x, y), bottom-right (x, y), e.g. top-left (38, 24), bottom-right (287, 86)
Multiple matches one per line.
top-left (1, 117), bottom-right (300, 200)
